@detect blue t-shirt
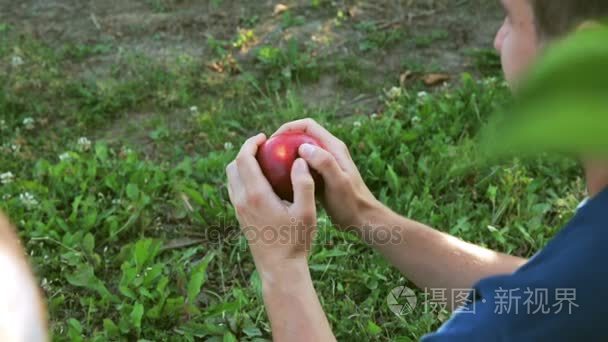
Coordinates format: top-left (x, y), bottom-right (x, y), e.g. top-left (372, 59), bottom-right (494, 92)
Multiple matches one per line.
top-left (422, 187), bottom-right (608, 341)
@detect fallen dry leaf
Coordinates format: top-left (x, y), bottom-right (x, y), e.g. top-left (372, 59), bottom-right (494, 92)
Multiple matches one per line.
top-left (273, 4), bottom-right (289, 16)
top-left (399, 70), bottom-right (414, 87)
top-left (207, 62), bottom-right (224, 73)
top-left (423, 73), bottom-right (450, 86)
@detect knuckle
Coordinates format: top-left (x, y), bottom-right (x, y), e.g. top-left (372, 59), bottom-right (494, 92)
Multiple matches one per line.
top-left (234, 200), bottom-right (247, 215)
top-left (304, 118), bottom-right (317, 126)
top-left (235, 154), bottom-right (246, 167)
top-left (317, 153), bottom-right (334, 169)
top-left (299, 209), bottom-right (315, 223)
top-left (338, 141), bottom-right (349, 153)
top-left (247, 191), bottom-right (264, 207)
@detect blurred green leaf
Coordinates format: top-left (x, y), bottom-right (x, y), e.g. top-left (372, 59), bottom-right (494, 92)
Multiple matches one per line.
top-left (482, 26), bottom-right (608, 158)
top-left (187, 252), bottom-right (215, 304)
top-left (66, 264), bottom-right (114, 301)
top-left (131, 302), bottom-right (144, 334)
top-left (126, 183), bottom-right (140, 201)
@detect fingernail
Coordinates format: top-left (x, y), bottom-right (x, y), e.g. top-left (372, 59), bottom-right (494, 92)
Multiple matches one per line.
top-left (299, 143), bottom-right (315, 158)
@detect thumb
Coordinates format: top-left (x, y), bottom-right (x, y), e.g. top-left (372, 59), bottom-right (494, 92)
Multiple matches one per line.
top-left (291, 158), bottom-right (316, 210)
top-left (298, 143), bottom-right (343, 180)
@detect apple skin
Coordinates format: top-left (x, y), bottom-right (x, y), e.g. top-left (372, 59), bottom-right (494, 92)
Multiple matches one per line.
top-left (256, 132), bottom-right (324, 201)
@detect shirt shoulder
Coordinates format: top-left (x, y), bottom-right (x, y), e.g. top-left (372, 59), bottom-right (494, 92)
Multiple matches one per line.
top-left (423, 187), bottom-right (608, 342)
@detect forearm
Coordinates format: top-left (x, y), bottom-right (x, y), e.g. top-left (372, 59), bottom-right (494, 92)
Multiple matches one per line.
top-left (358, 205), bottom-right (527, 292)
top-left (260, 259), bottom-right (336, 342)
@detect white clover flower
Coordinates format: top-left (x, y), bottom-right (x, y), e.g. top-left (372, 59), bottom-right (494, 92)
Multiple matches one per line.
top-left (19, 192), bottom-right (39, 209)
top-left (386, 86), bottom-right (403, 100)
top-left (411, 116), bottom-right (422, 124)
top-left (224, 142), bottom-right (234, 151)
top-left (121, 146), bottom-right (134, 155)
top-left (77, 137), bottom-right (92, 151)
top-left (22, 117), bottom-right (35, 130)
top-left (11, 55), bottom-right (24, 67)
top-left (370, 113), bottom-right (379, 119)
top-left (41, 278), bottom-right (51, 292)
top-left (353, 121), bottom-right (362, 127)
top-left (0, 172), bottom-right (15, 185)
top-left (10, 144), bottom-right (20, 153)
top-left (483, 77), bottom-right (498, 86)
top-left (59, 152), bottom-right (71, 161)
top-left (190, 106), bottom-right (199, 115)
top-left (416, 91), bottom-right (430, 105)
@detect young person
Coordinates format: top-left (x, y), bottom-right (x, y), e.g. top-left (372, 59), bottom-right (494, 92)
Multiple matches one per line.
top-left (0, 213), bottom-right (48, 342)
top-left (226, 0), bottom-right (608, 341)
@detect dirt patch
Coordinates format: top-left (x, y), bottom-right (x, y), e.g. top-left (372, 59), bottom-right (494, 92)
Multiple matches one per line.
top-left (1, 0), bottom-right (504, 147)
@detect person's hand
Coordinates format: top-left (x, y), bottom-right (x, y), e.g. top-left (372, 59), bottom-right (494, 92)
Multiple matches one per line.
top-left (273, 118), bottom-right (385, 231)
top-left (226, 133), bottom-right (318, 273)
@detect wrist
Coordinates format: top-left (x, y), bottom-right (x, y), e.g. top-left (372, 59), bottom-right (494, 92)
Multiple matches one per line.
top-left (354, 201), bottom-right (399, 244)
top-left (353, 198), bottom-right (390, 229)
top-left (260, 258), bottom-right (312, 295)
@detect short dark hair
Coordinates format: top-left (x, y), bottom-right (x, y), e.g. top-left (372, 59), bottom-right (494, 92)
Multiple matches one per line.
top-left (530, 0), bottom-right (608, 39)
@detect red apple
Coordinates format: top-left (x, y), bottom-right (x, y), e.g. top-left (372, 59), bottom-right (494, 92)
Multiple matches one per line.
top-left (256, 132), bottom-right (324, 201)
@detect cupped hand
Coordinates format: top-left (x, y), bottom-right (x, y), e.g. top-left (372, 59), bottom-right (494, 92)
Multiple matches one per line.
top-left (272, 118), bottom-right (385, 231)
top-left (226, 133), bottom-right (318, 272)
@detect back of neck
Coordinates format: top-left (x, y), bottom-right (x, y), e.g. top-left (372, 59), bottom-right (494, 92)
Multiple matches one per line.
top-left (584, 159), bottom-right (608, 198)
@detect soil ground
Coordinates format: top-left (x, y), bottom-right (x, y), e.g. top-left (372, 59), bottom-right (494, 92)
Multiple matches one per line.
top-left (0, 0), bottom-right (504, 152)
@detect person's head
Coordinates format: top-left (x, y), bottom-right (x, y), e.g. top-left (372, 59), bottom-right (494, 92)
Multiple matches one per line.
top-left (494, 0), bottom-right (608, 87)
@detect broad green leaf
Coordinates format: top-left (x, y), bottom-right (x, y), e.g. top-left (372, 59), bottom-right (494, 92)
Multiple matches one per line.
top-left (223, 332), bottom-right (238, 342)
top-left (67, 318), bottom-right (84, 342)
top-left (187, 252), bottom-right (215, 303)
top-left (134, 239), bottom-right (162, 273)
top-left (482, 26), bottom-right (608, 158)
top-left (119, 266), bottom-right (137, 299)
top-left (66, 264), bottom-right (113, 300)
top-left (130, 302), bottom-right (144, 333)
top-left (95, 143), bottom-right (109, 162)
top-left (103, 319), bottom-right (120, 339)
top-left (163, 296), bottom-right (185, 316)
top-left (82, 233), bottom-right (95, 254)
top-left (367, 320), bottom-right (382, 336)
top-left (126, 183), bottom-right (140, 200)
top-left (243, 326), bottom-right (263, 337)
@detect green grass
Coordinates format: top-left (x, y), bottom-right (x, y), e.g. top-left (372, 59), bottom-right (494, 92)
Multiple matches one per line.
top-left (0, 24), bottom-right (585, 341)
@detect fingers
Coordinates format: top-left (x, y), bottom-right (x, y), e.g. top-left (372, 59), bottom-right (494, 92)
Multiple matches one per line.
top-left (273, 118), bottom-right (334, 139)
top-left (298, 143), bottom-right (345, 181)
top-left (226, 161), bottom-right (244, 206)
top-left (272, 118), bottom-right (354, 172)
top-left (234, 133), bottom-right (275, 196)
top-left (291, 159), bottom-right (316, 208)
